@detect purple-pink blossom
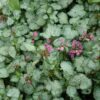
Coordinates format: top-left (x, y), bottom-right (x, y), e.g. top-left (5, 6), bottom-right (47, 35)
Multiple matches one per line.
top-left (33, 31), bottom-right (38, 37)
top-left (46, 38), bottom-right (52, 43)
top-left (79, 32), bottom-right (94, 41)
top-left (89, 34), bottom-right (94, 40)
top-left (69, 40), bottom-right (83, 59)
top-left (44, 43), bottom-right (53, 53)
top-left (72, 40), bottom-right (83, 50)
top-left (32, 39), bottom-right (35, 44)
top-left (57, 46), bottom-right (64, 51)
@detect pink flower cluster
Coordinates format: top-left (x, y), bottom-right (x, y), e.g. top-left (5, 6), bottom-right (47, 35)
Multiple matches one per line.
top-left (69, 40), bottom-right (83, 59)
top-left (79, 32), bottom-right (94, 41)
top-left (32, 31), bottom-right (38, 44)
top-left (44, 43), bottom-right (53, 53)
top-left (57, 46), bottom-right (64, 51)
top-left (46, 38), bottom-right (52, 43)
top-left (33, 31), bottom-right (38, 37)
top-left (56, 38), bottom-right (66, 51)
top-left (32, 39), bottom-right (35, 44)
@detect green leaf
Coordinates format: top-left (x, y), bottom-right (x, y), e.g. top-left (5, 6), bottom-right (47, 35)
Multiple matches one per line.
top-left (41, 24), bottom-right (61, 38)
top-left (53, 98), bottom-right (64, 100)
top-left (80, 75), bottom-right (92, 90)
top-left (2, 29), bottom-right (11, 37)
top-left (70, 74), bottom-right (92, 90)
top-left (7, 17), bottom-right (14, 26)
top-left (53, 37), bottom-right (65, 47)
top-left (93, 86), bottom-right (100, 100)
top-left (63, 25), bottom-right (78, 40)
top-left (23, 83), bottom-right (34, 95)
top-left (0, 55), bottom-right (5, 62)
top-left (0, 79), bottom-right (5, 95)
top-left (74, 56), bottom-right (85, 72)
top-left (68, 5), bottom-right (86, 18)
top-left (87, 60), bottom-right (97, 70)
top-left (13, 24), bottom-right (29, 36)
top-left (0, 68), bottom-right (9, 78)
top-left (7, 87), bottom-right (20, 98)
top-left (10, 75), bottom-right (19, 83)
top-left (29, 23), bottom-right (39, 30)
top-left (36, 17), bottom-right (46, 26)
top-left (46, 80), bottom-right (62, 97)
top-left (51, 3), bottom-right (62, 10)
top-left (13, 10), bottom-right (21, 20)
top-left (58, 12), bottom-right (68, 24)
top-left (8, 46), bottom-right (16, 58)
top-left (51, 81), bottom-right (62, 97)
top-left (0, 63), bottom-right (5, 69)
top-left (60, 61), bottom-right (74, 75)
top-left (58, 0), bottom-right (73, 8)
top-left (66, 86), bottom-right (77, 97)
top-left (32, 69), bottom-right (41, 82)
top-left (77, 18), bottom-right (89, 34)
top-left (33, 92), bottom-right (51, 100)
top-left (21, 42), bottom-right (36, 52)
top-left (88, 0), bottom-right (100, 3)
top-left (8, 0), bottom-right (20, 11)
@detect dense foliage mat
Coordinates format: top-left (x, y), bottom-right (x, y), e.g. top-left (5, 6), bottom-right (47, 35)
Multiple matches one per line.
top-left (0, 0), bottom-right (100, 100)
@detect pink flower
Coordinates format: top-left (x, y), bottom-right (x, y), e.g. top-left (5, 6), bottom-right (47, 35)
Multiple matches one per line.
top-left (69, 40), bottom-right (83, 59)
top-left (33, 31), bottom-right (38, 37)
top-left (69, 50), bottom-right (75, 59)
top-left (79, 32), bottom-right (94, 41)
top-left (46, 38), bottom-right (52, 43)
top-left (44, 43), bottom-right (53, 53)
top-left (72, 40), bottom-right (76, 49)
top-left (89, 34), bottom-right (94, 40)
top-left (32, 39), bottom-right (35, 44)
top-left (57, 46), bottom-right (64, 51)
top-left (72, 40), bottom-right (83, 50)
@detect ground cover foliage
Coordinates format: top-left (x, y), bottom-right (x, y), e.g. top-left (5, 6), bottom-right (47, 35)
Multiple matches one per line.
top-left (0, 0), bottom-right (100, 100)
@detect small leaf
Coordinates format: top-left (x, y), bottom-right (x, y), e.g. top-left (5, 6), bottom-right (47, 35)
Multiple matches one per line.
top-left (10, 75), bottom-right (19, 83)
top-left (8, 0), bottom-right (20, 11)
top-left (13, 24), bottom-right (29, 36)
top-left (0, 46), bottom-right (8, 56)
top-left (23, 83), bottom-right (34, 95)
top-left (66, 86), bottom-right (77, 97)
top-left (93, 86), bottom-right (100, 100)
top-left (0, 79), bottom-right (5, 95)
top-left (7, 87), bottom-right (20, 98)
top-left (58, 0), bottom-right (73, 8)
top-left (0, 68), bottom-right (9, 78)
top-left (68, 5), bottom-right (86, 18)
top-left (8, 46), bottom-right (16, 58)
top-left (60, 61), bottom-right (74, 75)
top-left (63, 25), bottom-right (78, 40)
top-left (53, 37), bottom-right (65, 47)
top-left (41, 24), bottom-right (61, 38)
top-left (70, 74), bottom-right (92, 90)
top-left (0, 55), bottom-right (5, 62)
top-left (32, 69), bottom-right (41, 82)
top-left (36, 17), bottom-right (46, 26)
top-left (74, 56), bottom-right (85, 72)
top-left (7, 17), bottom-right (14, 26)
top-left (21, 42), bottom-right (36, 52)
top-left (58, 12), bottom-right (68, 24)
top-left (2, 29), bottom-right (11, 37)
top-left (88, 0), bottom-right (100, 3)
top-left (46, 80), bottom-right (62, 97)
